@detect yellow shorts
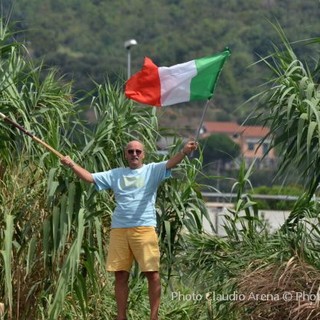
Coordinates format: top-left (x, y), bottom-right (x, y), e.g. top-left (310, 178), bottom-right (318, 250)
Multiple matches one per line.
top-left (106, 227), bottom-right (160, 272)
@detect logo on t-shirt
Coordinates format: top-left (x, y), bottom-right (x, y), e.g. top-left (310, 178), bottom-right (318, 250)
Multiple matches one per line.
top-left (121, 176), bottom-right (145, 189)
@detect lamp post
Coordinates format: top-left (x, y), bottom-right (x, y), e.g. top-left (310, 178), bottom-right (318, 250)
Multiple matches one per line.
top-left (124, 39), bottom-right (137, 79)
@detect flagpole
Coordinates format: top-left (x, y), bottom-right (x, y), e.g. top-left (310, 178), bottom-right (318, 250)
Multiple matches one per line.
top-left (189, 99), bottom-right (210, 158)
top-left (194, 99), bottom-right (210, 141)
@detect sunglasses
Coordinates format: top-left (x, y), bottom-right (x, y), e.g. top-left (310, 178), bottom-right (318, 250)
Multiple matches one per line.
top-left (127, 149), bottom-right (143, 156)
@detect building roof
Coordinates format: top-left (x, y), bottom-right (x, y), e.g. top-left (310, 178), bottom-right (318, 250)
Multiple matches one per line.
top-left (203, 121), bottom-right (270, 138)
top-left (203, 121), bottom-right (242, 134)
top-left (242, 125), bottom-right (270, 138)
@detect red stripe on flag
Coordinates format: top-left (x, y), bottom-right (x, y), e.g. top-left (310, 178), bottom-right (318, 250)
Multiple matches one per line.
top-left (125, 57), bottom-right (161, 107)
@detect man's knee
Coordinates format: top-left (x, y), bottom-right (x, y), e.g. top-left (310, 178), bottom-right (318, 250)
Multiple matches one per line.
top-left (115, 270), bottom-right (130, 284)
top-left (143, 271), bottom-right (160, 282)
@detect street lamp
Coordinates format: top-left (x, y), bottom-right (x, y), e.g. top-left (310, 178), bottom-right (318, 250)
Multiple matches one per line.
top-left (124, 39), bottom-right (138, 79)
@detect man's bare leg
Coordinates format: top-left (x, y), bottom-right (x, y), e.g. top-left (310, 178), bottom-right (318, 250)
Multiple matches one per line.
top-left (115, 271), bottom-right (130, 320)
top-left (144, 271), bottom-right (161, 320)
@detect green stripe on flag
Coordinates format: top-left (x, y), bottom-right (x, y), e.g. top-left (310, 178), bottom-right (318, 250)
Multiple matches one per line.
top-left (190, 49), bottom-right (230, 101)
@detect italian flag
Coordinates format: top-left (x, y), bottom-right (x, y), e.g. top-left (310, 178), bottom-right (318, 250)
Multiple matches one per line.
top-left (125, 48), bottom-right (231, 107)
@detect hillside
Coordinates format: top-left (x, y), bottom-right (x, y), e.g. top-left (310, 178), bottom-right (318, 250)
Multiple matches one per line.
top-left (3, 0), bottom-right (320, 129)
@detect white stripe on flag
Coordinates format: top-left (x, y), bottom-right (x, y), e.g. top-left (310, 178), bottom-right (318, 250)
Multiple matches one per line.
top-left (159, 60), bottom-right (197, 106)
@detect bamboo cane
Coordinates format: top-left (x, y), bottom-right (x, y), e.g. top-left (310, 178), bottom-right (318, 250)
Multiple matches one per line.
top-left (0, 112), bottom-right (64, 159)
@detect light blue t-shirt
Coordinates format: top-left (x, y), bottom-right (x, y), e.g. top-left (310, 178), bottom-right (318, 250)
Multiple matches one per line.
top-left (92, 161), bottom-right (171, 228)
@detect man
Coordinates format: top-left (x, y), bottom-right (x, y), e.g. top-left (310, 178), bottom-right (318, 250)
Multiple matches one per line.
top-left (61, 139), bottom-right (198, 320)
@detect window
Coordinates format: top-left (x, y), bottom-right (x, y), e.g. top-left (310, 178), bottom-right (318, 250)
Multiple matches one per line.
top-left (248, 142), bottom-right (255, 151)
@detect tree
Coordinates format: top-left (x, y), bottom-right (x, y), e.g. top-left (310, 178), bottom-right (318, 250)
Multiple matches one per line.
top-left (199, 133), bottom-right (240, 166)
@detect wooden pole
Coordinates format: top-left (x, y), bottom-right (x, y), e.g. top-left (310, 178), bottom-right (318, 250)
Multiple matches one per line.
top-left (0, 112), bottom-right (64, 159)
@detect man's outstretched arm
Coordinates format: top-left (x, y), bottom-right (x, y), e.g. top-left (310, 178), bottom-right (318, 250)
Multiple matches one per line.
top-left (61, 156), bottom-right (94, 183)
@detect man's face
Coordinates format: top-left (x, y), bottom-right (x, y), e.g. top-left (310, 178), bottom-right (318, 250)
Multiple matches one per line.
top-left (125, 141), bottom-right (145, 169)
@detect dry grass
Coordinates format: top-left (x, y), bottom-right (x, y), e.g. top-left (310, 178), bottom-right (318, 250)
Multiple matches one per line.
top-left (235, 256), bottom-right (320, 320)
